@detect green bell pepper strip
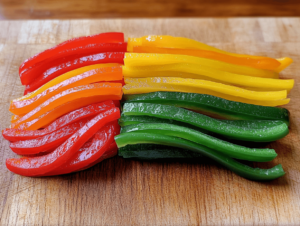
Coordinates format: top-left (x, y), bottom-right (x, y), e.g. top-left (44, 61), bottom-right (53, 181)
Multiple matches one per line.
top-left (123, 92), bottom-right (290, 125)
top-left (122, 103), bottom-right (289, 142)
top-left (114, 132), bottom-right (285, 181)
top-left (120, 123), bottom-right (277, 162)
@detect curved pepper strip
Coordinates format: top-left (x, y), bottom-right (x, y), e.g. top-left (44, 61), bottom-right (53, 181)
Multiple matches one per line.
top-left (114, 132), bottom-right (285, 181)
top-left (10, 119), bottom-right (90, 155)
top-left (12, 83), bottom-right (122, 129)
top-left (20, 43), bottom-right (127, 86)
top-left (10, 66), bottom-right (123, 115)
top-left (17, 64), bottom-right (120, 101)
top-left (122, 64), bottom-right (293, 91)
top-left (3, 101), bottom-right (115, 142)
top-left (124, 53), bottom-right (278, 78)
top-left (20, 32), bottom-right (124, 81)
top-left (132, 46), bottom-right (281, 71)
top-left (124, 77), bottom-right (287, 102)
top-left (11, 115), bottom-right (21, 123)
top-left (24, 52), bottom-right (125, 94)
top-left (42, 121), bottom-right (120, 176)
top-left (6, 107), bottom-right (120, 176)
top-left (16, 94), bottom-right (122, 130)
top-left (275, 57), bottom-right (293, 72)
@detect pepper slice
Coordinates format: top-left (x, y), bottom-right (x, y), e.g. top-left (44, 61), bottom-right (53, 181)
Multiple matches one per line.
top-left (123, 92), bottom-right (290, 124)
top-left (122, 64), bottom-right (293, 91)
top-left (114, 132), bottom-right (285, 181)
top-left (10, 119), bottom-right (90, 155)
top-left (124, 53), bottom-right (278, 78)
top-left (11, 66), bottom-right (123, 115)
top-left (122, 103), bottom-right (289, 142)
top-left (24, 52), bottom-right (125, 94)
top-left (275, 57), bottom-right (293, 72)
top-left (3, 101), bottom-right (115, 142)
top-left (6, 107), bottom-right (120, 176)
top-left (20, 32), bottom-right (124, 81)
top-left (132, 46), bottom-right (280, 71)
top-left (12, 83), bottom-right (122, 129)
top-left (121, 123), bottom-right (277, 162)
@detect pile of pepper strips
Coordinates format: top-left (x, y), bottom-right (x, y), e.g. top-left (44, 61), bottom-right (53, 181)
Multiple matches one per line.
top-left (2, 33), bottom-right (294, 180)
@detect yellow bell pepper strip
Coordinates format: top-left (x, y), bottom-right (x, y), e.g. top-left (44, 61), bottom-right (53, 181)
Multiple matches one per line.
top-left (132, 46), bottom-right (281, 71)
top-left (11, 82), bottom-right (122, 129)
top-left (124, 53), bottom-right (278, 78)
top-left (122, 64), bottom-right (294, 92)
top-left (124, 77), bottom-right (289, 106)
top-left (10, 66), bottom-right (123, 115)
top-left (127, 38), bottom-right (142, 52)
top-left (275, 57), bottom-right (293, 73)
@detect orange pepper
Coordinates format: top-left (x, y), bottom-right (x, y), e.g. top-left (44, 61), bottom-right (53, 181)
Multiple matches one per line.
top-left (11, 83), bottom-right (122, 129)
top-left (11, 115), bottom-right (22, 123)
top-left (275, 57), bottom-right (293, 73)
top-left (10, 66), bottom-right (123, 115)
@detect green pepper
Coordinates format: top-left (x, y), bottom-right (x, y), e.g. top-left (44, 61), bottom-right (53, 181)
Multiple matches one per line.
top-left (123, 92), bottom-right (290, 125)
top-left (122, 103), bottom-right (289, 142)
top-left (114, 132), bottom-right (285, 181)
top-left (121, 123), bottom-right (277, 162)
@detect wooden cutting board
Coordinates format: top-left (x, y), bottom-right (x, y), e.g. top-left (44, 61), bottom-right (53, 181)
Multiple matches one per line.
top-left (0, 18), bottom-right (299, 226)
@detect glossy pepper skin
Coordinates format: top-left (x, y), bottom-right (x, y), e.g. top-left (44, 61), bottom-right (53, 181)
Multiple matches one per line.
top-left (19, 32), bottom-right (124, 83)
top-left (6, 107), bottom-right (120, 177)
top-left (3, 101), bottom-right (116, 142)
top-left (24, 52), bottom-right (125, 94)
top-left (10, 119), bottom-right (90, 155)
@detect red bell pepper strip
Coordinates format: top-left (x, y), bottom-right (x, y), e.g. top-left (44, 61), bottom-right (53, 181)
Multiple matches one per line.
top-left (6, 107), bottom-right (120, 176)
top-left (19, 32), bottom-right (124, 79)
top-left (3, 101), bottom-right (115, 142)
top-left (43, 121), bottom-right (120, 176)
top-left (20, 43), bottom-right (127, 86)
top-left (10, 119), bottom-right (90, 155)
top-left (24, 52), bottom-right (125, 94)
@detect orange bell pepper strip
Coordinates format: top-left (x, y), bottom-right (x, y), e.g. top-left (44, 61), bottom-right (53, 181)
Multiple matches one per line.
top-left (12, 83), bottom-right (122, 129)
top-left (275, 57), bottom-right (293, 73)
top-left (10, 66), bottom-right (123, 115)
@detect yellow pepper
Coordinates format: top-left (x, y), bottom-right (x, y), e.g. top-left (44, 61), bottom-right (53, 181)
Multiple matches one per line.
top-left (275, 57), bottom-right (293, 72)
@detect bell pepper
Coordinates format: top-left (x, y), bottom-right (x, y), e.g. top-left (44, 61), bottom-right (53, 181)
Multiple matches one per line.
top-left (11, 115), bottom-right (21, 123)
top-left (24, 52), bottom-right (125, 94)
top-left (132, 46), bottom-right (281, 71)
top-left (6, 107), bottom-right (120, 176)
top-left (10, 66), bottom-right (123, 115)
top-left (124, 53), bottom-right (278, 78)
top-left (10, 119), bottom-right (90, 155)
top-left (122, 103), bottom-right (289, 142)
top-left (20, 32), bottom-right (124, 82)
top-left (122, 64), bottom-right (293, 91)
top-left (3, 101), bottom-right (115, 142)
top-left (123, 92), bottom-right (290, 125)
top-left (275, 57), bottom-right (293, 72)
top-left (114, 132), bottom-right (285, 181)
top-left (124, 77), bottom-right (288, 104)
top-left (12, 83), bottom-right (122, 129)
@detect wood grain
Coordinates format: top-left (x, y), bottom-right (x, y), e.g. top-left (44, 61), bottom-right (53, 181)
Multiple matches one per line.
top-left (0, 18), bottom-right (300, 226)
top-left (1, 0), bottom-right (300, 19)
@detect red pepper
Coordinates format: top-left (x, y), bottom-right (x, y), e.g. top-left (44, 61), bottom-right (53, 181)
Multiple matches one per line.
top-left (20, 43), bottom-right (127, 86)
top-left (43, 121), bottom-right (120, 176)
top-left (6, 107), bottom-right (120, 176)
top-left (3, 101), bottom-right (115, 142)
top-left (24, 52), bottom-right (125, 94)
top-left (10, 119), bottom-right (90, 155)
top-left (19, 32), bottom-right (124, 80)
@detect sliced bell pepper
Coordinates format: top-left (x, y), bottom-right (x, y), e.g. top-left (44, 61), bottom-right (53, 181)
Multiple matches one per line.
top-left (122, 64), bottom-right (293, 91)
top-left (24, 52), bottom-right (125, 94)
top-left (20, 32), bottom-right (124, 82)
top-left (3, 101), bottom-right (115, 142)
top-left (11, 115), bottom-right (21, 123)
top-left (122, 103), bottom-right (289, 142)
top-left (12, 83), bottom-right (122, 129)
top-left (114, 132), bottom-right (285, 181)
top-left (124, 53), bottom-right (278, 78)
top-left (275, 57), bottom-right (293, 72)
top-left (132, 46), bottom-right (281, 71)
top-left (6, 107), bottom-right (120, 176)
top-left (10, 66), bottom-right (123, 115)
top-left (10, 119), bottom-right (90, 155)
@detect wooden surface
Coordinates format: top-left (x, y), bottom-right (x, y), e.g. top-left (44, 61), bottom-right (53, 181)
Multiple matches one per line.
top-left (0, 18), bottom-right (300, 226)
top-left (1, 0), bottom-right (300, 19)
